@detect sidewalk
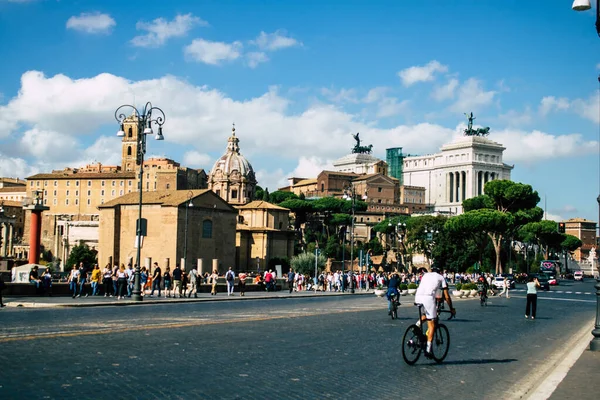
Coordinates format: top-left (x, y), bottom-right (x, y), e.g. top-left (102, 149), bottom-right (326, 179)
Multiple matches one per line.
top-left (1, 288), bottom-right (371, 308)
top-left (548, 347), bottom-right (600, 400)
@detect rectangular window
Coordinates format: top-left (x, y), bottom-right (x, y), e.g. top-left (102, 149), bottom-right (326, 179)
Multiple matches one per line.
top-left (87, 190), bottom-right (91, 196)
top-left (119, 190), bottom-right (123, 195)
top-left (53, 198), bottom-right (57, 205)
top-left (120, 180), bottom-right (124, 186)
top-left (30, 181), bottom-right (34, 187)
top-left (88, 180), bottom-right (92, 187)
top-left (111, 190), bottom-right (115, 196)
top-left (65, 199), bottom-right (69, 205)
top-left (66, 181), bottom-right (70, 186)
top-left (231, 190), bottom-right (238, 199)
top-left (378, 187), bottom-right (382, 193)
top-left (53, 190), bottom-right (57, 196)
top-left (101, 190), bottom-right (105, 196)
top-left (75, 190), bottom-right (78, 196)
top-left (44, 190), bottom-right (47, 196)
top-left (36, 181), bottom-right (39, 187)
top-left (76, 181), bottom-right (79, 187)
top-left (112, 180), bottom-right (116, 187)
top-left (75, 199), bottom-right (78, 205)
top-left (44, 181), bottom-right (47, 187)
top-left (66, 190), bottom-right (70, 196)
top-left (44, 199), bottom-right (47, 205)
top-left (101, 180), bottom-right (105, 186)
top-left (128, 181), bottom-right (132, 186)
top-left (87, 199), bottom-right (91, 205)
top-left (54, 180), bottom-right (57, 186)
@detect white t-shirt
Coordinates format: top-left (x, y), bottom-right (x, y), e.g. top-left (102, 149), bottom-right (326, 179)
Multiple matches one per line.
top-left (415, 272), bottom-right (447, 297)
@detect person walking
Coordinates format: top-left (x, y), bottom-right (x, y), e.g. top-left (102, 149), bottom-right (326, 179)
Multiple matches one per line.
top-left (78, 262), bottom-right (89, 298)
top-left (90, 264), bottom-right (101, 296)
top-left (187, 268), bottom-right (198, 298)
top-left (116, 265), bottom-right (128, 300)
top-left (150, 262), bottom-right (162, 297)
top-left (225, 267), bottom-right (235, 296)
top-left (209, 269), bottom-right (219, 295)
top-left (525, 276), bottom-right (540, 319)
top-left (163, 267), bottom-right (172, 298)
top-left (287, 269), bottom-right (295, 293)
top-left (102, 264), bottom-right (113, 297)
top-left (238, 271), bottom-right (247, 296)
top-left (172, 264), bottom-right (183, 298)
top-left (68, 264), bottom-right (80, 298)
top-left (499, 276), bottom-right (510, 298)
top-left (181, 269), bottom-right (189, 298)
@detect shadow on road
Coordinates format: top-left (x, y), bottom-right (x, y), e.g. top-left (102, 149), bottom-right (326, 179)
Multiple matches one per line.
top-left (441, 358), bottom-right (518, 366)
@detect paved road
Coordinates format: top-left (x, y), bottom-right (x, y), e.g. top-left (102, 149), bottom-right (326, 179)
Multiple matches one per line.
top-left (0, 281), bottom-right (596, 400)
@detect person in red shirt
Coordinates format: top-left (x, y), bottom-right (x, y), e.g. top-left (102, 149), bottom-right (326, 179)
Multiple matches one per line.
top-left (238, 271), bottom-right (248, 296)
top-left (264, 270), bottom-right (273, 292)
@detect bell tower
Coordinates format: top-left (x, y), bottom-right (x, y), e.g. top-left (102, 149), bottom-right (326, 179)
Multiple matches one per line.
top-left (121, 112), bottom-right (139, 172)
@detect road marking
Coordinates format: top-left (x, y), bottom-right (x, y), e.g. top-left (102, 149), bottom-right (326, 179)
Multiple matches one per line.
top-left (526, 325), bottom-right (594, 400)
top-left (509, 296), bottom-right (595, 303)
top-left (575, 292), bottom-right (582, 294)
top-left (0, 306), bottom-right (383, 343)
top-left (584, 292), bottom-right (591, 295)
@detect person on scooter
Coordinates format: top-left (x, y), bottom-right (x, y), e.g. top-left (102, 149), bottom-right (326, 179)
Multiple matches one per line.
top-left (386, 272), bottom-right (401, 315)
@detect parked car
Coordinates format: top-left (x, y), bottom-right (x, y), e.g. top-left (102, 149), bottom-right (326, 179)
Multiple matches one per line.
top-left (574, 271), bottom-right (584, 281)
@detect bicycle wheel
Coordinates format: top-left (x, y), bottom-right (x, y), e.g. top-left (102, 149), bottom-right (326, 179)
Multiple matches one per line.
top-left (391, 303), bottom-right (397, 320)
top-left (402, 324), bottom-right (422, 365)
top-left (431, 324), bottom-right (450, 363)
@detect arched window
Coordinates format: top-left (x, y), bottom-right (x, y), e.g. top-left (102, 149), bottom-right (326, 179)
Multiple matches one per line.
top-left (202, 220), bottom-right (213, 238)
top-left (128, 127), bottom-right (133, 137)
top-left (127, 146), bottom-right (132, 156)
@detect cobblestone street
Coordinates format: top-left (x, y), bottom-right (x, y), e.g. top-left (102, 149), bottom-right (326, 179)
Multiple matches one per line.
top-left (0, 282), bottom-right (597, 400)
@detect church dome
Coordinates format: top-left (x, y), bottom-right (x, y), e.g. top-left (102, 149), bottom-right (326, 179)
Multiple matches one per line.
top-left (208, 125), bottom-right (257, 205)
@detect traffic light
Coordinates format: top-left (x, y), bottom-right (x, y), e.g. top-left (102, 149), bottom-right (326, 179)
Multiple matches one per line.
top-left (558, 222), bottom-right (565, 234)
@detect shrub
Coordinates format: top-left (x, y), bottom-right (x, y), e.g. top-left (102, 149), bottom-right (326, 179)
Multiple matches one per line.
top-left (408, 283), bottom-right (418, 290)
top-left (455, 283), bottom-right (463, 291)
top-left (400, 283), bottom-right (408, 291)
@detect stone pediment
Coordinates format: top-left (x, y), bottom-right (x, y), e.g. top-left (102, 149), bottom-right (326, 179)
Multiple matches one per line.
top-left (354, 173), bottom-right (397, 186)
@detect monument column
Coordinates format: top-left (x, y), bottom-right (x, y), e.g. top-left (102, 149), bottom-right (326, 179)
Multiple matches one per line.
top-left (8, 223), bottom-right (14, 257)
top-left (24, 191), bottom-right (50, 265)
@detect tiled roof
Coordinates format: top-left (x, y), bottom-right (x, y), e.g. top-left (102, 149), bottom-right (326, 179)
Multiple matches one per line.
top-left (0, 187), bottom-right (26, 193)
top-left (98, 189), bottom-right (233, 209)
top-left (236, 201), bottom-right (289, 211)
top-left (294, 179), bottom-right (317, 186)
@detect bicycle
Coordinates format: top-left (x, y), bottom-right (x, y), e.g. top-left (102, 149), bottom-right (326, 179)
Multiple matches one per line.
top-left (389, 294), bottom-right (400, 320)
top-left (477, 284), bottom-right (487, 306)
top-left (402, 302), bottom-right (454, 365)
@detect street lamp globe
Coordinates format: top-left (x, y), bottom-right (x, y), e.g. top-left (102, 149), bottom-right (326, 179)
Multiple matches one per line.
top-left (572, 0), bottom-right (592, 11)
top-left (116, 124), bottom-right (125, 137)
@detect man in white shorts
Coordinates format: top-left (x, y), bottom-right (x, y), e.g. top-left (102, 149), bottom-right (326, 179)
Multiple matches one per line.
top-left (414, 266), bottom-right (455, 356)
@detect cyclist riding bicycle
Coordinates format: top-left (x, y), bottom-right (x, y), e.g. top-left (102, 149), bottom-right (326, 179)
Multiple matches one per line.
top-left (414, 265), bottom-right (456, 357)
top-left (386, 272), bottom-right (401, 315)
top-left (477, 276), bottom-right (490, 297)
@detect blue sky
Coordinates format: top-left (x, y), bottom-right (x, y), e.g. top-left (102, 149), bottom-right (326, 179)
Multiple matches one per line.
top-left (0, 0), bottom-right (598, 223)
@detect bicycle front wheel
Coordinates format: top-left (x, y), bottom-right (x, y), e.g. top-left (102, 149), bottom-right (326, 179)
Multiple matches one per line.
top-left (402, 324), bottom-right (422, 365)
top-left (391, 303), bottom-right (398, 320)
top-left (431, 323), bottom-right (450, 363)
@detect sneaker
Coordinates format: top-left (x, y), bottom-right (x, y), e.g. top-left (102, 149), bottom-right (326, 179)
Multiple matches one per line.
top-left (76, 294), bottom-right (81, 298)
top-left (531, 317), bottom-right (535, 320)
top-left (525, 315), bottom-right (528, 319)
top-left (85, 294), bottom-right (89, 298)
top-left (104, 294), bottom-right (107, 297)
top-left (416, 320), bottom-right (421, 327)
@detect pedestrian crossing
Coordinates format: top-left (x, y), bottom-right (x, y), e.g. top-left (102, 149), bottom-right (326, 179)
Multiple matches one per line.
top-left (510, 289), bottom-right (594, 296)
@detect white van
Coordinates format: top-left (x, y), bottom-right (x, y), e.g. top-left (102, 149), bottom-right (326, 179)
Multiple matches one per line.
top-left (573, 271), bottom-right (583, 281)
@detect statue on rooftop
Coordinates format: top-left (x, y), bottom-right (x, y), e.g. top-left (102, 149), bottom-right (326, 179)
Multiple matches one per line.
top-left (351, 132), bottom-right (373, 154)
top-left (464, 112), bottom-right (490, 137)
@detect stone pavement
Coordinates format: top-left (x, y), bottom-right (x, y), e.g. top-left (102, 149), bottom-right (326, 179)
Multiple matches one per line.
top-left (548, 348), bottom-right (600, 400)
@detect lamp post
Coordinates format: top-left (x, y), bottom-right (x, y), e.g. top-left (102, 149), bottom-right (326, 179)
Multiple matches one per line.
top-left (183, 190), bottom-right (194, 272)
top-left (425, 227), bottom-right (439, 268)
top-left (389, 221), bottom-right (407, 271)
top-left (573, 0), bottom-right (600, 351)
top-left (343, 185), bottom-right (367, 293)
top-left (115, 102), bottom-right (165, 302)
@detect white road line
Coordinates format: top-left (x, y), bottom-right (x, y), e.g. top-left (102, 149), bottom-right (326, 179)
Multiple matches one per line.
top-left (584, 292), bottom-right (591, 295)
top-left (509, 295), bottom-right (595, 303)
top-left (566, 291), bottom-right (573, 294)
top-left (575, 292), bottom-right (582, 294)
top-left (525, 327), bottom-right (594, 400)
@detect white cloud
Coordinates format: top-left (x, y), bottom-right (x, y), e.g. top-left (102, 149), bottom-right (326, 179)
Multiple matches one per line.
top-left (246, 52), bottom-right (269, 68)
top-left (571, 94), bottom-right (600, 123)
top-left (497, 108), bottom-right (533, 127)
top-left (321, 87), bottom-right (358, 104)
top-left (494, 128), bottom-right (598, 163)
top-left (363, 87), bottom-right (389, 103)
top-left (66, 12), bottom-right (116, 35)
top-left (376, 97), bottom-right (409, 118)
top-left (544, 212), bottom-right (563, 222)
top-left (251, 30), bottom-right (301, 51)
top-left (398, 60), bottom-right (448, 87)
top-left (432, 78), bottom-right (458, 101)
top-left (184, 39), bottom-right (242, 65)
top-left (131, 13), bottom-right (207, 48)
top-left (448, 78), bottom-right (496, 112)
top-left (183, 150), bottom-right (212, 168)
top-left (539, 96), bottom-right (570, 116)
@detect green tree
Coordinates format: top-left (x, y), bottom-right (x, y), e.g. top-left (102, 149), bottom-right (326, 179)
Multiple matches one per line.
top-left (254, 185), bottom-right (264, 201)
top-left (65, 241), bottom-right (97, 270)
top-left (279, 199), bottom-right (314, 230)
top-left (269, 191), bottom-right (298, 204)
top-left (462, 180), bottom-right (543, 274)
top-left (262, 187), bottom-right (270, 201)
top-left (290, 252), bottom-right (327, 276)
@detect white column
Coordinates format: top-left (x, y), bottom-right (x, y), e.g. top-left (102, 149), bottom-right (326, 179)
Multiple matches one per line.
top-left (197, 258), bottom-right (203, 276)
top-left (446, 172), bottom-right (451, 203)
top-left (8, 224), bottom-right (13, 256)
top-left (0, 223), bottom-right (6, 257)
top-left (212, 258), bottom-right (219, 273)
top-left (455, 171), bottom-right (461, 203)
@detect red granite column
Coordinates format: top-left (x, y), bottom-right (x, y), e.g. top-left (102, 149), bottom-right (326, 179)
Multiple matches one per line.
top-left (29, 211), bottom-right (41, 264)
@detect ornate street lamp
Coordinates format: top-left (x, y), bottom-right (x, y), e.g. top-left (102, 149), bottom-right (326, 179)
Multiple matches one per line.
top-left (183, 190), bottom-right (194, 272)
top-left (115, 102), bottom-right (165, 301)
top-left (572, 0), bottom-right (600, 36)
top-left (389, 221), bottom-right (407, 271)
top-left (343, 184), bottom-right (367, 293)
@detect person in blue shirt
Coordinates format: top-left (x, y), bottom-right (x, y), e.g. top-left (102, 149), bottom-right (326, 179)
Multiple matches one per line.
top-left (386, 272), bottom-right (401, 315)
